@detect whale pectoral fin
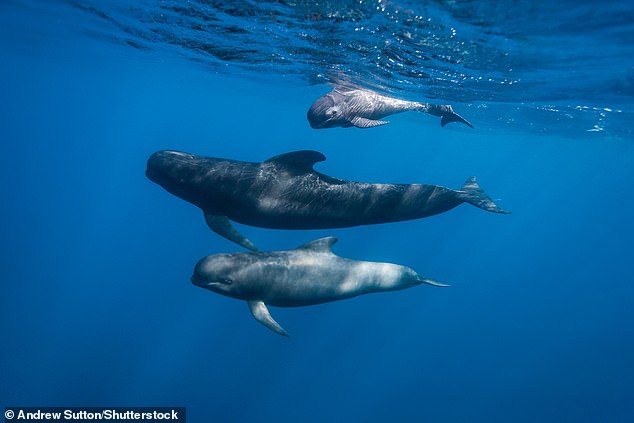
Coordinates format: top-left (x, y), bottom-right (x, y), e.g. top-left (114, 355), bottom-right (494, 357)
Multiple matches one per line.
top-left (204, 213), bottom-right (258, 251)
top-left (350, 116), bottom-right (389, 128)
top-left (248, 300), bottom-right (290, 337)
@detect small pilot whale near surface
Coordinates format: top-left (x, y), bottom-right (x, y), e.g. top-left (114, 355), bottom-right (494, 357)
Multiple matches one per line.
top-left (146, 150), bottom-right (508, 250)
top-left (191, 237), bottom-right (448, 337)
top-left (307, 87), bottom-right (474, 129)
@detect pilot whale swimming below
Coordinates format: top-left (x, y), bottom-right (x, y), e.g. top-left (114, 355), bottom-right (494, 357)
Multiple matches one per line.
top-left (307, 87), bottom-right (474, 129)
top-left (145, 150), bottom-right (509, 251)
top-left (191, 237), bottom-right (448, 337)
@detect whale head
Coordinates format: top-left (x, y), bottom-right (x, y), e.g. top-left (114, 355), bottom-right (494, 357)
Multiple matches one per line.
top-left (191, 252), bottom-right (262, 300)
top-left (307, 92), bottom-right (349, 129)
top-left (145, 150), bottom-right (195, 184)
top-left (145, 150), bottom-right (208, 206)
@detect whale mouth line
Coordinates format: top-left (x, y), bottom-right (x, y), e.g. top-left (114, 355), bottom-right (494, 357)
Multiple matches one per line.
top-left (191, 275), bottom-right (232, 287)
top-left (311, 117), bottom-right (335, 129)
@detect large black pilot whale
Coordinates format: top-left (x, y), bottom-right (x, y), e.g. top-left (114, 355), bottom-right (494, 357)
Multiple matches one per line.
top-left (146, 150), bottom-right (509, 250)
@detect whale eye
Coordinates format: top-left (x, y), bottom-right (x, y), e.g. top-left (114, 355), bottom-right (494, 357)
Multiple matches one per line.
top-left (220, 278), bottom-right (233, 285)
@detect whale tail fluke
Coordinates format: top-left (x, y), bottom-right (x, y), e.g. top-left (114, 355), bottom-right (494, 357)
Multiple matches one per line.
top-left (420, 278), bottom-right (450, 287)
top-left (440, 110), bottom-right (474, 129)
top-left (459, 177), bottom-right (510, 214)
top-left (424, 104), bottom-right (474, 129)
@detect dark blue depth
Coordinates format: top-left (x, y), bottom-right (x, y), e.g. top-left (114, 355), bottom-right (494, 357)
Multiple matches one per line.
top-left (1, 1), bottom-right (633, 422)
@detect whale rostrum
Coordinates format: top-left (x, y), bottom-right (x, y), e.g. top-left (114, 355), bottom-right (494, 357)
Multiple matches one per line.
top-left (146, 150), bottom-right (509, 250)
top-left (191, 237), bottom-right (449, 336)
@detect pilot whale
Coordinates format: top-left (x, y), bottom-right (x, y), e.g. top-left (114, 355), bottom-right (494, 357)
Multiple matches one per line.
top-left (191, 237), bottom-right (448, 336)
top-left (307, 88), bottom-right (474, 129)
top-left (145, 150), bottom-right (508, 250)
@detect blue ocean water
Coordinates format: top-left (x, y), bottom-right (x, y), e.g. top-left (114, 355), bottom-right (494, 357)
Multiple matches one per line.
top-left (1, 1), bottom-right (633, 422)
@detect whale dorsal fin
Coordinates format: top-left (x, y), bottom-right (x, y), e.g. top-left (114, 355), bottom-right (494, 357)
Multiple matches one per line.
top-left (264, 150), bottom-right (326, 174)
top-left (297, 237), bottom-right (338, 253)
